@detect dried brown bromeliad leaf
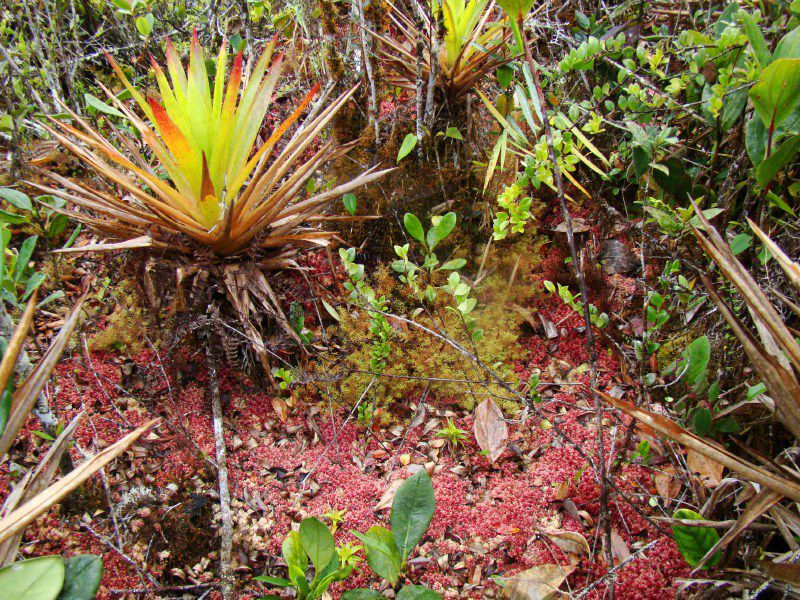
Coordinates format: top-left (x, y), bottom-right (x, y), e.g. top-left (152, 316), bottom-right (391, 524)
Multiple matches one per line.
top-left (473, 399), bottom-right (509, 464)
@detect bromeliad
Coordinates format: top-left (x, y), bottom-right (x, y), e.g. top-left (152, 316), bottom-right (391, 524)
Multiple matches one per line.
top-left (32, 33), bottom-right (390, 258)
top-left (375, 0), bottom-right (511, 103)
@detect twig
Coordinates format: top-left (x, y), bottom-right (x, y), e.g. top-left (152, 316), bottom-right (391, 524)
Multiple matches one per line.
top-left (108, 583), bottom-right (217, 595)
top-left (516, 13), bottom-right (614, 579)
top-left (205, 336), bottom-right (234, 600)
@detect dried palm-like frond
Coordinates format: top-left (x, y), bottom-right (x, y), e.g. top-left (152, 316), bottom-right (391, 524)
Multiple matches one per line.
top-left (600, 208), bottom-right (800, 570)
top-left (0, 294), bottom-right (157, 561)
top-left (374, 0), bottom-right (511, 102)
top-left (30, 33), bottom-right (391, 259)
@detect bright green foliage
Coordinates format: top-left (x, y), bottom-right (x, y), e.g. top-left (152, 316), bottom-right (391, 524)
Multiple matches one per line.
top-left (340, 248), bottom-right (394, 373)
top-left (274, 368), bottom-right (295, 390)
top-left (543, 280), bottom-right (608, 329)
top-left (390, 469), bottom-right (436, 559)
top-left (393, 212), bottom-right (483, 342)
top-left (436, 418), bottom-right (469, 447)
top-left (254, 517), bottom-right (353, 599)
top-left (672, 508), bottom-right (722, 568)
top-left (0, 554), bottom-right (102, 600)
top-left (348, 470), bottom-right (438, 596)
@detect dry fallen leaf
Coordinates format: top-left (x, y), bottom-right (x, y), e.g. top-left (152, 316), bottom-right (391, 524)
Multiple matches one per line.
top-left (553, 481), bottom-right (570, 501)
top-left (474, 399), bottom-right (509, 464)
top-left (686, 449), bottom-right (724, 487)
top-left (375, 479), bottom-right (403, 511)
top-left (272, 398), bottom-right (288, 422)
top-left (654, 466), bottom-right (681, 499)
top-left (542, 529), bottom-right (590, 556)
top-left (609, 530), bottom-right (630, 564)
top-left (502, 563), bottom-right (576, 599)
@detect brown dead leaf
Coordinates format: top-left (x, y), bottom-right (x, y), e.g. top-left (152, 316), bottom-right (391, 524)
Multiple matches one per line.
top-left (272, 398), bottom-right (288, 422)
top-left (542, 529), bottom-right (590, 556)
top-left (553, 481), bottom-right (570, 501)
top-left (375, 479), bottom-right (403, 511)
top-left (502, 563), bottom-right (575, 599)
top-left (474, 399), bottom-right (508, 464)
top-left (686, 449), bottom-right (724, 487)
top-left (609, 530), bottom-right (630, 564)
top-left (654, 466), bottom-right (681, 499)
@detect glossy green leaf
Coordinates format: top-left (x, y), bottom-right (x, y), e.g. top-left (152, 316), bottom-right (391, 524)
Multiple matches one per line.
top-left (444, 126), bottom-right (463, 140)
top-left (496, 65), bottom-right (514, 89)
top-left (58, 555), bottom-right (103, 600)
top-left (397, 585), bottom-right (442, 599)
top-left (749, 58), bottom-right (800, 130)
top-left (299, 517), bottom-right (335, 571)
top-left (282, 530), bottom-right (308, 572)
top-left (352, 526), bottom-right (402, 585)
top-left (341, 590), bottom-right (385, 599)
top-left (440, 259), bottom-right (466, 270)
top-left (775, 25), bottom-right (800, 59)
top-left (433, 212), bottom-right (456, 244)
top-left (741, 11), bottom-right (771, 67)
top-left (135, 13), bottom-right (154, 36)
top-left (390, 470), bottom-right (435, 559)
top-left (672, 508), bottom-right (722, 568)
top-left (397, 134), bottom-right (418, 161)
top-left (496, 0), bottom-right (535, 20)
top-left (14, 236), bottom-right (37, 284)
top-left (403, 213), bottom-right (425, 244)
top-left (0, 188), bottom-right (32, 211)
top-left (0, 556), bottom-right (65, 600)
top-left (84, 94), bottom-right (126, 119)
top-left (682, 336), bottom-right (710, 385)
top-left (756, 134), bottom-right (800, 186)
top-left (342, 193), bottom-right (357, 215)
top-left (253, 574), bottom-right (294, 586)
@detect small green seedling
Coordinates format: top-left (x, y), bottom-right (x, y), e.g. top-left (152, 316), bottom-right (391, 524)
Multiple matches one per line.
top-left (344, 470), bottom-right (441, 598)
top-left (255, 517), bottom-right (353, 599)
top-left (435, 418), bottom-right (469, 448)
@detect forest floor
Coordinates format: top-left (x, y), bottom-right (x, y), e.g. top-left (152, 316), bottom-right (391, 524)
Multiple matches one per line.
top-left (0, 189), bottom-right (702, 599)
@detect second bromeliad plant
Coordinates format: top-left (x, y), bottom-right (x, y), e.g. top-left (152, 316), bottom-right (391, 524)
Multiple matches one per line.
top-left (30, 33), bottom-right (391, 370)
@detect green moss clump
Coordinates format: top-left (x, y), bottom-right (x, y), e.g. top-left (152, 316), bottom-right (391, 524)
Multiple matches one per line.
top-left (88, 280), bottom-right (152, 354)
top-left (327, 259), bottom-right (539, 420)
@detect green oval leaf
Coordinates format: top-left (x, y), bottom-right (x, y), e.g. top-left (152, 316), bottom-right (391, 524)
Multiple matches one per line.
top-left (432, 212), bottom-right (457, 246)
top-left (749, 58), bottom-right (800, 130)
top-left (352, 526), bottom-right (402, 585)
top-left (682, 336), bottom-right (710, 385)
top-left (341, 589), bottom-right (385, 599)
top-left (397, 585), bottom-right (443, 599)
top-left (390, 470), bottom-right (435, 559)
top-left (397, 133), bottom-right (418, 161)
top-left (672, 508), bottom-right (722, 568)
top-left (299, 517), bottom-right (335, 571)
top-left (135, 13), bottom-right (154, 37)
top-left (0, 556), bottom-right (65, 600)
top-left (282, 530), bottom-right (308, 572)
top-left (0, 188), bottom-right (32, 211)
top-left (342, 193), bottom-right (357, 215)
top-left (59, 555), bottom-right (103, 600)
top-left (403, 213), bottom-right (425, 244)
